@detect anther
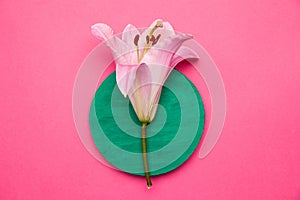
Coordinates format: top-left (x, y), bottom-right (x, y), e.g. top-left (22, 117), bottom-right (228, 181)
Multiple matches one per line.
top-left (156, 34), bottom-right (161, 41)
top-left (134, 34), bottom-right (140, 46)
top-left (150, 35), bottom-right (156, 43)
top-left (152, 34), bottom-right (161, 45)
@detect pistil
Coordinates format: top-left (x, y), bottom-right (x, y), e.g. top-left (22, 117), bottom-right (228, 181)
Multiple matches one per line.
top-left (141, 21), bottom-right (163, 60)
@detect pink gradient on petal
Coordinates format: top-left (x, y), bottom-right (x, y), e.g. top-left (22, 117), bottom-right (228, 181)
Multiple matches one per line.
top-left (170, 46), bottom-right (200, 68)
top-left (116, 64), bottom-right (139, 97)
top-left (91, 23), bottom-right (114, 41)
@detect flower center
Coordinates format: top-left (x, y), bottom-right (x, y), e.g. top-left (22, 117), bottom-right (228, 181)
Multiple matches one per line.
top-left (133, 21), bottom-right (163, 63)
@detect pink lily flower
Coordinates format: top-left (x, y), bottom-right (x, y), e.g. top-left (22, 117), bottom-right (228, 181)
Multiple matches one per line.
top-left (91, 19), bottom-right (199, 122)
top-left (91, 19), bottom-right (199, 188)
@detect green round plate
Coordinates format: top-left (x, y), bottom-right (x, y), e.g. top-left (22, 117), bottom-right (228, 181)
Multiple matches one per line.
top-left (89, 69), bottom-right (204, 176)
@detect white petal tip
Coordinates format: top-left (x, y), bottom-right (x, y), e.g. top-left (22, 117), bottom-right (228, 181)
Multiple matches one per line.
top-left (187, 34), bottom-right (193, 38)
top-left (90, 23), bottom-right (114, 41)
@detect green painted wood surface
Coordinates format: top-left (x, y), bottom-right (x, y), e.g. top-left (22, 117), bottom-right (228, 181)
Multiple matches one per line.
top-left (89, 70), bottom-right (205, 176)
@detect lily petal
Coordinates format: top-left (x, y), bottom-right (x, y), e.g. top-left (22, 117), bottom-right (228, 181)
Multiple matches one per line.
top-left (162, 21), bottom-right (175, 34)
top-left (91, 23), bottom-right (135, 65)
top-left (139, 19), bottom-right (175, 49)
top-left (122, 24), bottom-right (140, 47)
top-left (116, 64), bottom-right (139, 97)
top-left (142, 33), bottom-right (193, 66)
top-left (148, 86), bottom-right (162, 121)
top-left (128, 63), bottom-right (152, 122)
top-left (139, 34), bottom-right (193, 121)
top-left (121, 24), bottom-right (140, 64)
top-left (170, 46), bottom-right (200, 68)
top-left (91, 23), bottom-right (114, 41)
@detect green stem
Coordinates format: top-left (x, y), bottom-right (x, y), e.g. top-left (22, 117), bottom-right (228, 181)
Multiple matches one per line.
top-left (141, 122), bottom-right (152, 188)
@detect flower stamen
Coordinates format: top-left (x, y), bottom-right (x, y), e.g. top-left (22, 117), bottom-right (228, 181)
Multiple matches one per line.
top-left (152, 34), bottom-right (161, 45)
top-left (134, 34), bottom-right (140, 46)
top-left (141, 21), bottom-right (163, 60)
top-left (134, 34), bottom-right (141, 63)
top-left (150, 35), bottom-right (155, 43)
top-left (149, 21), bottom-right (163, 38)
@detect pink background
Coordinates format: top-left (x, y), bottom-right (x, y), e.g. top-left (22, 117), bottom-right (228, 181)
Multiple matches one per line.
top-left (1, 0), bottom-right (300, 199)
